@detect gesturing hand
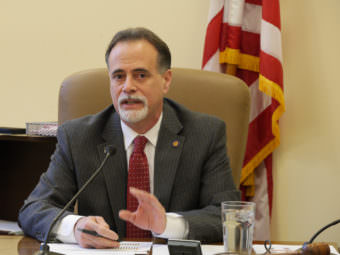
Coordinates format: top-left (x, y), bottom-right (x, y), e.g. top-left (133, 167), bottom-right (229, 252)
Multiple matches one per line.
top-left (74, 216), bottom-right (119, 248)
top-left (119, 187), bottom-right (166, 234)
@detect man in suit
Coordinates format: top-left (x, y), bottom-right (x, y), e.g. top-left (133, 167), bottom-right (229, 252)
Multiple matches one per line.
top-left (18, 27), bottom-right (240, 248)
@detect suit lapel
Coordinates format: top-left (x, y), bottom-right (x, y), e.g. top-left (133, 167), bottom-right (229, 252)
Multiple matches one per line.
top-left (97, 111), bottom-right (127, 236)
top-left (154, 101), bottom-right (184, 210)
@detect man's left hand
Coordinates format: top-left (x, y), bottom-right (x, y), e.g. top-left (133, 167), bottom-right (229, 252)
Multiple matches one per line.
top-left (119, 187), bottom-right (166, 234)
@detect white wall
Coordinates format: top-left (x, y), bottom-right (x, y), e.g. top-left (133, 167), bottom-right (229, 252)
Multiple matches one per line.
top-left (0, 0), bottom-right (210, 127)
top-left (271, 0), bottom-right (340, 246)
top-left (1, 0), bottom-right (339, 246)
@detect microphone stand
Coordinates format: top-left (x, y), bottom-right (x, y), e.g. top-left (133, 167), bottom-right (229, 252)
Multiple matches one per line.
top-left (35, 146), bottom-right (116, 255)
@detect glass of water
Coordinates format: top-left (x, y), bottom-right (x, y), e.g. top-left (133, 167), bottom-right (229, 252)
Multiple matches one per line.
top-left (221, 201), bottom-right (256, 255)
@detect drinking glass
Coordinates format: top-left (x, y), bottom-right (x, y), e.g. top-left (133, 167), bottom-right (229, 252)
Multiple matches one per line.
top-left (221, 201), bottom-right (255, 255)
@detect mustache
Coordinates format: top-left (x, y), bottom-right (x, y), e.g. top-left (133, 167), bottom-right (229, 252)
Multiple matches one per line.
top-left (118, 94), bottom-right (147, 105)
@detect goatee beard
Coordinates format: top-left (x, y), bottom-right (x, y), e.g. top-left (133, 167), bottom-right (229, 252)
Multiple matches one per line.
top-left (118, 94), bottom-right (148, 123)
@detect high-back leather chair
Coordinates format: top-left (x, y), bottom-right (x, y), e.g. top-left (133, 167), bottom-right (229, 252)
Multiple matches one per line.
top-left (58, 67), bottom-right (250, 186)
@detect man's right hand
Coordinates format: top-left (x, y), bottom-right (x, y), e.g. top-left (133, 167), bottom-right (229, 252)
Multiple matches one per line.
top-left (74, 216), bottom-right (120, 248)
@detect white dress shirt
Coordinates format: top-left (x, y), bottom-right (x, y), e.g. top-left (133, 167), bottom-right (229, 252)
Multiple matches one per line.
top-left (54, 113), bottom-right (188, 243)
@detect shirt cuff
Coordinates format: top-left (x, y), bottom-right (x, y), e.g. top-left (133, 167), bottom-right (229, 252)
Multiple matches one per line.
top-left (53, 215), bottom-right (84, 243)
top-left (153, 213), bottom-right (189, 239)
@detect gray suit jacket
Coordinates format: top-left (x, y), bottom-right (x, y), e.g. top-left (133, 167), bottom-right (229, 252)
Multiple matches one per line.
top-left (18, 98), bottom-right (240, 243)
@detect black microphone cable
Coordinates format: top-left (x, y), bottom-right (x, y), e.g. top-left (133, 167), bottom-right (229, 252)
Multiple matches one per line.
top-left (305, 218), bottom-right (340, 245)
top-left (264, 218), bottom-right (340, 253)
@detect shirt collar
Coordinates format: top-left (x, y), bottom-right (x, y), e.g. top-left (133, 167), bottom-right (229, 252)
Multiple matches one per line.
top-left (121, 113), bottom-right (163, 150)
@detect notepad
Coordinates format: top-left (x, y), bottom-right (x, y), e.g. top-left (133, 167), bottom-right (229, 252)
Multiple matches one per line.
top-left (48, 241), bottom-right (152, 255)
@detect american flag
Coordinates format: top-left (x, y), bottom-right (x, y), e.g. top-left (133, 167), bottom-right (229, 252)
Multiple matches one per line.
top-left (202, 0), bottom-right (285, 239)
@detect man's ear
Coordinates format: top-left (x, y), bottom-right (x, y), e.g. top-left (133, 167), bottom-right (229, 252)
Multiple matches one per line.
top-left (162, 69), bottom-right (172, 94)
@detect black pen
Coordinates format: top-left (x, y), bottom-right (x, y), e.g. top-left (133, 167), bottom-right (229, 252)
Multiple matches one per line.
top-left (76, 227), bottom-right (105, 238)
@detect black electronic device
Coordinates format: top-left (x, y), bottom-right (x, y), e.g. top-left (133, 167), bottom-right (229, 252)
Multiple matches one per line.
top-left (168, 239), bottom-right (203, 255)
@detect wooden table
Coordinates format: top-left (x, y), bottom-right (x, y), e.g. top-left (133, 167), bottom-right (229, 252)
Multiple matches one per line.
top-left (1, 234), bottom-right (338, 255)
top-left (0, 235), bottom-right (39, 255)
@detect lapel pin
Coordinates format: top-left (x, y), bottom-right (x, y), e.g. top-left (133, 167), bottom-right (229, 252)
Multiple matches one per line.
top-left (172, 140), bottom-right (180, 148)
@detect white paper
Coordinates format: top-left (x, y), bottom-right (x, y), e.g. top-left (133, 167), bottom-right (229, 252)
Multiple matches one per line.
top-left (253, 244), bottom-right (302, 253)
top-left (253, 244), bottom-right (340, 255)
top-left (48, 241), bottom-right (152, 255)
top-left (202, 245), bottom-right (225, 255)
top-left (0, 220), bottom-right (22, 234)
top-left (153, 244), bottom-right (340, 255)
top-left (47, 242), bottom-right (339, 255)
top-left (152, 244), bottom-right (169, 255)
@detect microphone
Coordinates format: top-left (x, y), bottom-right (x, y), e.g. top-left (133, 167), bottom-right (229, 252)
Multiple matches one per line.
top-left (35, 145), bottom-right (116, 255)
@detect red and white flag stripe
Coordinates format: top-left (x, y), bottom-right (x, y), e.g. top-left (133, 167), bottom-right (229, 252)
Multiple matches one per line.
top-left (202, 0), bottom-right (285, 240)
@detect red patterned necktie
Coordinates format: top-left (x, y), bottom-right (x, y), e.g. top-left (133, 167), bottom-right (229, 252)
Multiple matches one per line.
top-left (126, 135), bottom-right (151, 238)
